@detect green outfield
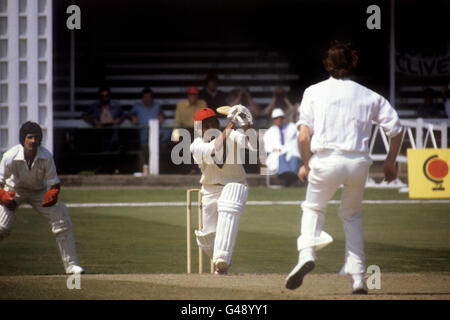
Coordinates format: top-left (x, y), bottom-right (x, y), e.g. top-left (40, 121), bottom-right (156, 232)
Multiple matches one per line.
top-left (0, 187), bottom-right (449, 299)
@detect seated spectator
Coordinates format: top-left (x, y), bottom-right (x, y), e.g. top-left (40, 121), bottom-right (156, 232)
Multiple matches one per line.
top-left (172, 86), bottom-right (207, 142)
top-left (82, 87), bottom-right (125, 152)
top-left (227, 87), bottom-right (260, 117)
top-left (199, 73), bottom-right (228, 111)
top-left (417, 88), bottom-right (442, 118)
top-left (441, 83), bottom-right (450, 119)
top-left (263, 108), bottom-right (301, 186)
top-left (128, 87), bottom-right (166, 172)
top-left (263, 87), bottom-right (297, 122)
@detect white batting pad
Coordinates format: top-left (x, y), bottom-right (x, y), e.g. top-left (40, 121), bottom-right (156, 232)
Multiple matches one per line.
top-left (213, 211), bottom-right (240, 265)
top-left (195, 230), bottom-right (216, 259)
top-left (217, 183), bottom-right (248, 215)
top-left (55, 230), bottom-right (80, 272)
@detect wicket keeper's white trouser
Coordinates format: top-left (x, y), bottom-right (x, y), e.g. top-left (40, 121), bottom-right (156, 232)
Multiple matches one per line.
top-left (298, 150), bottom-right (372, 275)
top-left (0, 188), bottom-right (81, 272)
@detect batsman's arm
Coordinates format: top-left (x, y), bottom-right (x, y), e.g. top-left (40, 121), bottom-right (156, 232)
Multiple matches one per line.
top-left (214, 121), bottom-right (235, 151)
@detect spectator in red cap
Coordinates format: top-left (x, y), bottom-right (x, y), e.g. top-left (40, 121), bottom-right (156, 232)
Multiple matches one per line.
top-left (172, 86), bottom-right (207, 142)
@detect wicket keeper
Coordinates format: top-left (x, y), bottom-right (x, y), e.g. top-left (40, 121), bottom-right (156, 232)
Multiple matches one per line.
top-left (0, 122), bottom-right (84, 274)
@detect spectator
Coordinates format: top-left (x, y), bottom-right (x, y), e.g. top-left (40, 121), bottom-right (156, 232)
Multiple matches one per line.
top-left (227, 87), bottom-right (260, 117)
top-left (263, 87), bottom-right (297, 123)
top-left (263, 108), bottom-right (301, 186)
top-left (417, 88), bottom-right (442, 118)
top-left (441, 83), bottom-right (450, 119)
top-left (172, 86), bottom-right (207, 142)
top-left (82, 87), bottom-right (125, 152)
top-left (128, 87), bottom-right (165, 172)
top-left (199, 73), bottom-right (228, 111)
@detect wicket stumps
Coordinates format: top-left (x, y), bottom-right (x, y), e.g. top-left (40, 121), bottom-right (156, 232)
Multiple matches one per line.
top-left (186, 189), bottom-right (214, 274)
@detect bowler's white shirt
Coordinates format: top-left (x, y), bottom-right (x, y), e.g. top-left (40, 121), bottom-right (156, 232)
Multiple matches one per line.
top-left (297, 77), bottom-right (402, 154)
top-left (0, 144), bottom-right (60, 191)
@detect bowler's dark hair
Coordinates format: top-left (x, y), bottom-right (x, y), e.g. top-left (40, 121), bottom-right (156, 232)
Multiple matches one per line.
top-left (19, 121), bottom-right (43, 146)
top-left (323, 41), bottom-right (359, 79)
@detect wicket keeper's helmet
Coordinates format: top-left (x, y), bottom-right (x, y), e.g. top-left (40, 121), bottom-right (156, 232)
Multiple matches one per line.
top-left (19, 121), bottom-right (43, 146)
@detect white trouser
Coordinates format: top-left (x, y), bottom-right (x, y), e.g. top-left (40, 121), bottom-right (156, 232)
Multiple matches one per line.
top-left (298, 150), bottom-right (372, 275)
top-left (0, 188), bottom-right (80, 272)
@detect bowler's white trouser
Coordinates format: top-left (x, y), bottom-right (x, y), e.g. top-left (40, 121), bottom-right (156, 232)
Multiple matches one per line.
top-left (298, 150), bottom-right (372, 275)
top-left (0, 188), bottom-right (81, 272)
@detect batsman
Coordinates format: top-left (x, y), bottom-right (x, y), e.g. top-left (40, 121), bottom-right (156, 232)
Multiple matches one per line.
top-left (190, 105), bottom-right (254, 274)
top-left (0, 122), bottom-right (84, 274)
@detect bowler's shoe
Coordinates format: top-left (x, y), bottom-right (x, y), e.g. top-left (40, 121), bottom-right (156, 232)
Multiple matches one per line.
top-left (352, 279), bottom-right (369, 294)
top-left (66, 265), bottom-right (85, 275)
top-left (285, 260), bottom-right (315, 290)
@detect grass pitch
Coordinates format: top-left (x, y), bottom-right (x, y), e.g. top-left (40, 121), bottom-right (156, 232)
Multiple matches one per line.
top-left (0, 187), bottom-right (449, 299)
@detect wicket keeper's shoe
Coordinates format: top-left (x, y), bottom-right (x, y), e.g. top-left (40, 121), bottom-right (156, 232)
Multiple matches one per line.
top-left (285, 259), bottom-right (315, 290)
top-left (66, 265), bottom-right (85, 275)
top-left (214, 259), bottom-right (228, 275)
top-left (352, 279), bottom-right (369, 294)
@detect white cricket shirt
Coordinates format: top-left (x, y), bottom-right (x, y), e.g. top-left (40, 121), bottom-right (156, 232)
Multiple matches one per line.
top-left (0, 144), bottom-right (60, 191)
top-left (190, 130), bottom-right (248, 186)
top-left (297, 77), bottom-right (403, 154)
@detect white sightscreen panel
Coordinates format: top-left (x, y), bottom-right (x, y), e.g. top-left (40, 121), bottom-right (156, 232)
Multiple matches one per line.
top-left (0, 16), bottom-right (6, 35)
top-left (38, 39), bottom-right (46, 58)
top-left (0, 40), bottom-right (7, 58)
top-left (38, 84), bottom-right (46, 103)
top-left (0, 129), bottom-right (7, 148)
top-left (0, 84), bottom-right (7, 102)
top-left (19, 61), bottom-right (26, 80)
top-left (19, 16), bottom-right (26, 36)
top-left (0, 0), bottom-right (6, 13)
top-left (19, 0), bottom-right (27, 13)
top-left (19, 39), bottom-right (26, 58)
top-left (0, 62), bottom-right (7, 80)
top-left (0, 107), bottom-right (7, 125)
top-left (19, 106), bottom-right (27, 124)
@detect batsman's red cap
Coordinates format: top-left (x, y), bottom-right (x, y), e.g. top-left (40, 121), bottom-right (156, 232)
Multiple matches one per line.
top-left (194, 108), bottom-right (216, 122)
top-left (187, 86), bottom-right (199, 94)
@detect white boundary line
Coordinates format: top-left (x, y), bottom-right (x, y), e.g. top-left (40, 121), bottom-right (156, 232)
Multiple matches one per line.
top-left (20, 199), bottom-right (450, 208)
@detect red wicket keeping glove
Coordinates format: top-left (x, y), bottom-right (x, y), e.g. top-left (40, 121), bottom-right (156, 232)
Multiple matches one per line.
top-left (0, 189), bottom-right (17, 211)
top-left (42, 189), bottom-right (59, 207)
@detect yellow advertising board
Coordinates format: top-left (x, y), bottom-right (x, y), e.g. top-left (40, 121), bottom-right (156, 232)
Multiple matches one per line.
top-left (407, 148), bottom-right (450, 198)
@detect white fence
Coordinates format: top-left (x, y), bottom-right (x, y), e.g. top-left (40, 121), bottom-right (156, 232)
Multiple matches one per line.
top-left (366, 118), bottom-right (449, 189)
